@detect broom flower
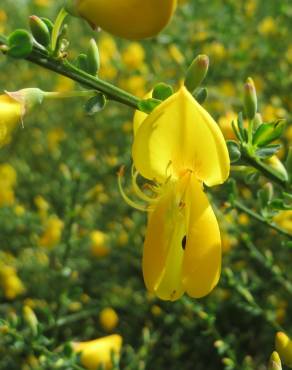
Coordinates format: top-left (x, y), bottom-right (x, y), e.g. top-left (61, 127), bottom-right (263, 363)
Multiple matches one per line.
top-left (119, 86), bottom-right (230, 301)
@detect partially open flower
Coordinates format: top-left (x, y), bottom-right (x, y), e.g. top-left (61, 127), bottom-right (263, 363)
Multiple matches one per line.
top-left (119, 86), bottom-right (230, 301)
top-left (66, 0), bottom-right (177, 40)
top-left (0, 88), bottom-right (44, 147)
top-left (72, 334), bottom-right (122, 370)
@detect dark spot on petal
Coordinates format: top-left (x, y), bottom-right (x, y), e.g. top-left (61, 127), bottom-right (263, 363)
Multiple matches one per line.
top-left (181, 235), bottom-right (187, 250)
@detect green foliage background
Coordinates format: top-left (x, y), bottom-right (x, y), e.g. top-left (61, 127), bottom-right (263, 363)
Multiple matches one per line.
top-left (0, 0), bottom-right (292, 369)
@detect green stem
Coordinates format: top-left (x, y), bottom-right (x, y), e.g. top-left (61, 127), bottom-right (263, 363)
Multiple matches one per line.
top-left (234, 199), bottom-right (292, 240)
top-left (44, 90), bottom-right (94, 99)
top-left (241, 150), bottom-right (288, 189)
top-left (51, 7), bottom-right (68, 53)
top-left (24, 47), bottom-right (140, 109)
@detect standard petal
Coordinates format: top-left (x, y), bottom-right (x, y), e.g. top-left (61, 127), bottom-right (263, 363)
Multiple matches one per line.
top-left (77, 0), bottom-right (177, 40)
top-left (182, 175), bottom-right (221, 298)
top-left (132, 86), bottom-right (230, 185)
top-left (142, 181), bottom-right (185, 301)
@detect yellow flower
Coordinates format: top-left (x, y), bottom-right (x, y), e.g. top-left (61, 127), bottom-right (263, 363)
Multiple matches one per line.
top-left (90, 230), bottom-right (110, 257)
top-left (120, 86), bottom-right (229, 300)
top-left (99, 308), bottom-right (119, 332)
top-left (0, 265), bottom-right (26, 300)
top-left (258, 17), bottom-right (277, 36)
top-left (122, 43), bottom-right (145, 70)
top-left (275, 332), bottom-right (292, 367)
top-left (0, 94), bottom-right (22, 147)
top-left (69, 0), bottom-right (177, 40)
top-left (72, 334), bottom-right (122, 370)
top-left (39, 215), bottom-right (64, 248)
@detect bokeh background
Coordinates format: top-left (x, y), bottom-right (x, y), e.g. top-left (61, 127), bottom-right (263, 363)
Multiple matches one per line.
top-left (0, 0), bottom-right (292, 369)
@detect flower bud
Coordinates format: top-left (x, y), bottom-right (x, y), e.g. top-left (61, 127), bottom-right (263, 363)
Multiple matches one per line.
top-left (65, 0), bottom-right (177, 40)
top-left (266, 156), bottom-right (288, 182)
top-left (275, 332), bottom-right (292, 367)
top-left (23, 305), bottom-right (38, 335)
top-left (244, 77), bottom-right (257, 120)
top-left (87, 38), bottom-right (100, 75)
top-left (29, 15), bottom-right (51, 47)
top-left (269, 351), bottom-right (282, 370)
top-left (185, 55), bottom-right (209, 93)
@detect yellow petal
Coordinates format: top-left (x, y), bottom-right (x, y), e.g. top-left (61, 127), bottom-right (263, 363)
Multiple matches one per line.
top-left (142, 180), bottom-right (186, 301)
top-left (132, 86), bottom-right (230, 186)
top-left (73, 335), bottom-right (122, 370)
top-left (0, 94), bottom-right (21, 146)
top-left (76, 0), bottom-right (177, 40)
top-left (182, 175), bottom-right (221, 298)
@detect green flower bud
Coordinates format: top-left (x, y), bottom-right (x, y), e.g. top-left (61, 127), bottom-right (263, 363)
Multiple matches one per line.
top-left (185, 54), bottom-right (209, 93)
top-left (87, 38), bottom-right (100, 75)
top-left (244, 77), bottom-right (257, 120)
top-left (29, 15), bottom-right (51, 47)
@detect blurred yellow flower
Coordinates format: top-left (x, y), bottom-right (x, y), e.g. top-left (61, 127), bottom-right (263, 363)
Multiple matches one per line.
top-left (39, 215), bottom-right (64, 248)
top-left (258, 17), bottom-right (277, 36)
top-left (273, 211), bottom-right (292, 233)
top-left (121, 86), bottom-right (230, 300)
top-left (70, 0), bottom-right (177, 40)
top-left (72, 334), bottom-right (122, 370)
top-left (275, 332), bottom-right (292, 367)
top-left (0, 265), bottom-right (26, 300)
top-left (90, 230), bottom-right (110, 257)
top-left (99, 308), bottom-right (119, 331)
top-left (122, 43), bottom-right (145, 70)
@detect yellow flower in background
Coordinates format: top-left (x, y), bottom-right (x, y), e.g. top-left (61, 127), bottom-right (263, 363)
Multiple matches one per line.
top-left (0, 265), bottom-right (26, 300)
top-left (90, 230), bottom-right (110, 257)
top-left (72, 334), bottom-right (122, 370)
top-left (68, 0), bottom-right (177, 40)
top-left (120, 86), bottom-right (230, 301)
top-left (122, 43), bottom-right (145, 70)
top-left (0, 94), bottom-right (22, 147)
top-left (99, 308), bottom-right (119, 332)
top-left (0, 163), bottom-right (17, 207)
top-left (39, 215), bottom-right (64, 248)
top-left (258, 16), bottom-right (277, 36)
top-left (275, 332), bottom-right (292, 367)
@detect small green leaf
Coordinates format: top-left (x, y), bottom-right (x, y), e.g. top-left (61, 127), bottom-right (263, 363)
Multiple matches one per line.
top-left (270, 199), bottom-right (292, 210)
top-left (245, 171), bottom-right (260, 184)
top-left (152, 83), bottom-right (173, 101)
top-left (194, 87), bottom-right (208, 104)
top-left (76, 53), bottom-right (89, 72)
top-left (227, 140), bottom-right (241, 163)
top-left (253, 120), bottom-right (286, 147)
top-left (84, 94), bottom-right (106, 116)
top-left (237, 112), bottom-right (248, 142)
top-left (138, 98), bottom-right (161, 114)
top-left (255, 144), bottom-right (281, 159)
top-left (257, 183), bottom-right (273, 208)
top-left (7, 29), bottom-right (33, 58)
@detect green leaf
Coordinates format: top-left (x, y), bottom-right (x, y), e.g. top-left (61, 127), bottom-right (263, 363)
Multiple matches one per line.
top-left (84, 94), bottom-right (106, 116)
top-left (40, 17), bottom-right (54, 34)
top-left (245, 171), bottom-right (260, 184)
top-left (255, 144), bottom-right (281, 159)
top-left (257, 183), bottom-right (273, 208)
top-left (87, 38), bottom-right (100, 76)
top-left (193, 87), bottom-right (208, 104)
top-left (253, 120), bottom-right (285, 147)
top-left (226, 140), bottom-right (241, 163)
top-left (138, 98), bottom-right (161, 114)
top-left (269, 199), bottom-right (292, 210)
top-left (237, 112), bottom-right (248, 142)
top-left (7, 29), bottom-right (33, 58)
top-left (152, 83), bottom-right (173, 101)
top-left (76, 53), bottom-right (89, 72)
